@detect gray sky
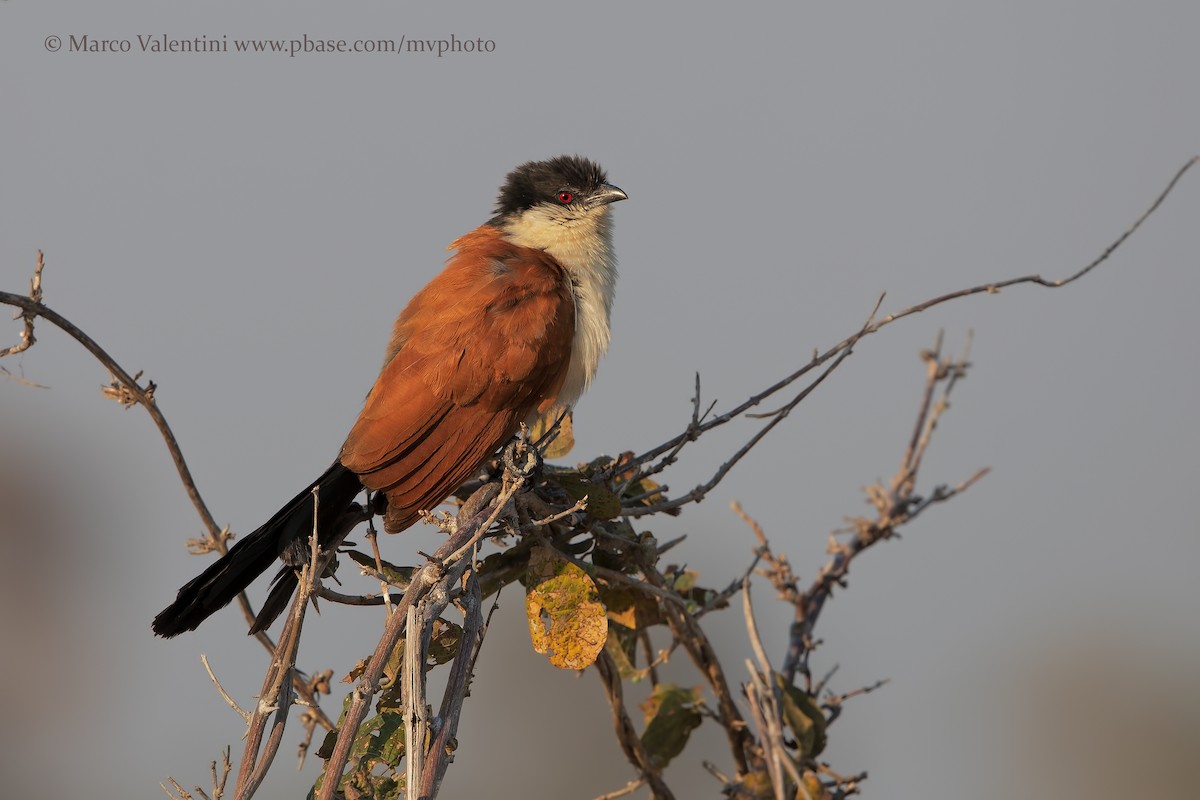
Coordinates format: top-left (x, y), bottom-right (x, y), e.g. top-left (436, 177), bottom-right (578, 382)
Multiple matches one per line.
top-left (2, 2), bottom-right (1198, 798)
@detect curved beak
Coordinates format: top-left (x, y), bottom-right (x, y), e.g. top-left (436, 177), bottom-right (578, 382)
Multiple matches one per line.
top-left (589, 183), bottom-right (628, 207)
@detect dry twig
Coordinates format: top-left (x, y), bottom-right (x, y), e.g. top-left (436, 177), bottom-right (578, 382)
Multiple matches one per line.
top-left (605, 156), bottom-right (1198, 518)
top-left (3, 156), bottom-right (1193, 799)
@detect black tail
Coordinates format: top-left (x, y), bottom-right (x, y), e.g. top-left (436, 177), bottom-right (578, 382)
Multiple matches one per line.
top-left (152, 462), bottom-right (363, 638)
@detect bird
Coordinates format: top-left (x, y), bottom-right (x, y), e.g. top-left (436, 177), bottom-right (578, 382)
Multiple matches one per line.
top-left (152, 155), bottom-right (627, 638)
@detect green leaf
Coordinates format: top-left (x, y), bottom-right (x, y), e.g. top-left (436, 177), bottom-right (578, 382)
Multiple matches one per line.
top-left (554, 473), bottom-right (623, 520)
top-left (775, 674), bottom-right (828, 758)
top-left (360, 711), bottom-right (406, 764)
top-left (312, 706), bottom-right (406, 800)
top-left (670, 569), bottom-right (697, 593)
top-left (315, 728), bottom-right (339, 761)
top-left (604, 626), bottom-right (641, 680)
top-left (639, 684), bottom-right (703, 768)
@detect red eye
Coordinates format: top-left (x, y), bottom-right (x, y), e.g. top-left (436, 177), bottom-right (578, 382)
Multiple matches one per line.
top-left (557, 191), bottom-right (573, 203)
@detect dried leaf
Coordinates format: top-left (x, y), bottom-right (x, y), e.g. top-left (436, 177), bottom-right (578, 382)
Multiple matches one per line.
top-left (738, 770), bottom-right (776, 799)
top-left (525, 545), bottom-right (607, 670)
top-left (529, 405), bottom-right (575, 458)
top-left (344, 658), bottom-right (368, 683)
top-left (427, 618), bottom-right (463, 665)
top-left (801, 769), bottom-right (832, 800)
top-left (625, 475), bottom-right (667, 508)
top-left (608, 451), bottom-right (641, 484)
top-left (608, 452), bottom-right (676, 513)
top-left (600, 585), bottom-right (662, 630)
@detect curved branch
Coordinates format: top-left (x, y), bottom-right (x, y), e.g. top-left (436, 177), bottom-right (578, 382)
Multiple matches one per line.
top-left (609, 155), bottom-right (1198, 506)
top-left (1, 273), bottom-right (220, 537)
top-left (0, 252), bottom-right (340, 750)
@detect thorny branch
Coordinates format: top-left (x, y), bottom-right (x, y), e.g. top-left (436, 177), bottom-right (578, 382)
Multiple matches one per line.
top-left (315, 456), bottom-right (533, 800)
top-left (595, 651), bottom-right (678, 800)
top-left (1, 251), bottom-right (216, 532)
top-left (160, 746), bottom-right (231, 800)
top-left (723, 331), bottom-right (983, 799)
top-left (0, 254), bottom-right (341, 747)
top-left (742, 579), bottom-right (803, 800)
top-left (3, 156), bottom-right (1194, 799)
top-left (606, 156), bottom-right (1199, 516)
top-left (233, 486), bottom-right (356, 799)
top-left (783, 332), bottom-right (988, 690)
top-left (644, 561), bottom-right (754, 778)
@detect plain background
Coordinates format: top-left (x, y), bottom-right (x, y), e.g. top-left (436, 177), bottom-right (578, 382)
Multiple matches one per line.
top-left (2, 2), bottom-right (1198, 798)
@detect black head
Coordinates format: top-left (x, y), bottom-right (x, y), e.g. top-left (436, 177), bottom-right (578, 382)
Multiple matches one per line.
top-left (494, 155), bottom-right (626, 217)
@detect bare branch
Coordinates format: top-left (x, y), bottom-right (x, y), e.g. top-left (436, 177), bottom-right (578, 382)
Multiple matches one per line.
top-left (624, 303), bottom-right (876, 518)
top-left (607, 157), bottom-right (1198, 513)
top-left (781, 334), bottom-right (986, 688)
top-left (1, 249), bottom-right (43, 358)
top-left (316, 465), bottom-right (532, 800)
top-left (2, 253), bottom-right (220, 537)
top-left (641, 562), bottom-right (754, 777)
top-left (162, 746), bottom-right (229, 800)
top-left (1, 251), bottom-right (342, 773)
top-left (418, 559), bottom-right (486, 797)
top-left (364, 514), bottom-right (395, 619)
top-left (201, 655), bottom-right (249, 723)
top-left (593, 777), bottom-right (647, 800)
top-left (6, 156), bottom-right (1193, 799)
top-left (235, 488), bottom-right (349, 799)
top-left (743, 581), bottom-right (789, 800)
top-left (594, 650), bottom-right (677, 800)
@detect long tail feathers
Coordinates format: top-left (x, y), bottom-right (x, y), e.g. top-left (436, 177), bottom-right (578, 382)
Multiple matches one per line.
top-left (249, 567), bottom-right (300, 635)
top-left (152, 462), bottom-right (362, 638)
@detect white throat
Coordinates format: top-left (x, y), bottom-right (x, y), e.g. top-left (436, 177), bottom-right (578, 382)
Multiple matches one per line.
top-left (500, 206), bottom-right (618, 406)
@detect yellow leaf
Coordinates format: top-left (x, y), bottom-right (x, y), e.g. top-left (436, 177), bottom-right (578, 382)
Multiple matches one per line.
top-left (528, 406), bottom-right (575, 459)
top-left (739, 771), bottom-right (776, 799)
top-left (525, 546), bottom-right (607, 670)
top-left (800, 770), bottom-right (831, 800)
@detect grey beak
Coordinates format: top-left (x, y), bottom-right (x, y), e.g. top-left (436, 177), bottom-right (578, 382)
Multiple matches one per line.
top-left (590, 184), bottom-right (628, 206)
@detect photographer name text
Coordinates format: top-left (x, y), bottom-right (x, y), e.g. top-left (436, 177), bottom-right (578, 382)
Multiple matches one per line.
top-left (45, 33), bottom-right (496, 57)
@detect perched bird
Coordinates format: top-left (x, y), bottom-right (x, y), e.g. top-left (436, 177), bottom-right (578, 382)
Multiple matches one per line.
top-left (153, 155), bottom-right (626, 637)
